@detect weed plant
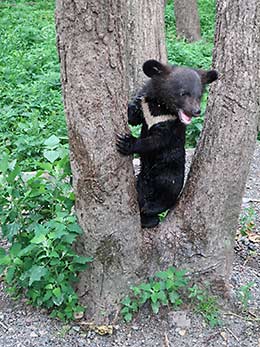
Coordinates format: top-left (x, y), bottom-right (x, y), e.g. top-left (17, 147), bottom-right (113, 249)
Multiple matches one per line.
top-left (0, 1), bottom-right (91, 321)
top-left (121, 267), bottom-right (221, 327)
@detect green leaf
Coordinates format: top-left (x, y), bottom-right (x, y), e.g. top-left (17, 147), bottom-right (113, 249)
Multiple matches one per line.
top-left (0, 154), bottom-right (9, 173)
top-left (169, 291), bottom-right (180, 305)
top-left (9, 243), bottom-right (22, 256)
top-left (5, 223), bottom-right (20, 241)
top-left (6, 266), bottom-right (16, 283)
top-left (30, 233), bottom-right (47, 244)
top-left (52, 287), bottom-right (64, 306)
top-left (152, 282), bottom-right (161, 292)
top-left (151, 292), bottom-right (159, 303)
top-left (158, 291), bottom-right (168, 305)
top-left (44, 135), bottom-right (60, 148)
top-left (0, 255), bottom-right (11, 265)
top-left (123, 312), bottom-right (133, 322)
top-left (73, 256), bottom-right (93, 264)
top-left (138, 292), bottom-right (151, 304)
top-left (52, 295), bottom-right (64, 306)
top-left (53, 287), bottom-right (62, 298)
top-left (165, 279), bottom-right (174, 290)
top-left (48, 229), bottom-right (67, 240)
top-left (151, 301), bottom-right (160, 314)
top-left (122, 296), bottom-right (131, 306)
top-left (121, 307), bottom-right (130, 315)
top-left (139, 283), bottom-right (152, 292)
top-left (132, 286), bottom-right (141, 296)
top-left (29, 265), bottom-right (47, 286)
top-left (155, 271), bottom-right (168, 280)
top-left (67, 223), bottom-right (82, 234)
top-left (18, 244), bottom-right (35, 257)
top-left (0, 248), bottom-right (6, 257)
top-left (130, 300), bottom-right (139, 312)
top-left (43, 150), bottom-right (60, 163)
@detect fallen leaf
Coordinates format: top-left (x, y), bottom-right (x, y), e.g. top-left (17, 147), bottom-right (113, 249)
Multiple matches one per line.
top-left (74, 311), bottom-right (84, 320)
top-left (178, 329), bottom-right (186, 336)
top-left (248, 233), bottom-right (260, 243)
top-left (220, 331), bottom-right (227, 341)
top-left (79, 322), bottom-right (113, 335)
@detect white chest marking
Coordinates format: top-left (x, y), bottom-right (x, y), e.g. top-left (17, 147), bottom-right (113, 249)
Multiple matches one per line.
top-left (141, 100), bottom-right (177, 129)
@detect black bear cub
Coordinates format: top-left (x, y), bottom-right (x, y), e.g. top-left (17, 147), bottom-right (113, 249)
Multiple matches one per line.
top-left (117, 59), bottom-right (218, 228)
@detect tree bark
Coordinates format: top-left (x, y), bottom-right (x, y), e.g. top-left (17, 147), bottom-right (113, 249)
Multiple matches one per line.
top-left (56, 0), bottom-right (260, 323)
top-left (55, 0), bottom-right (166, 323)
top-left (173, 0), bottom-right (201, 42)
top-left (146, 0), bottom-right (260, 293)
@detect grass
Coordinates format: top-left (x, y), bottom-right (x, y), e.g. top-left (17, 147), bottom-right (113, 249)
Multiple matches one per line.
top-left (0, 0), bottom-right (66, 170)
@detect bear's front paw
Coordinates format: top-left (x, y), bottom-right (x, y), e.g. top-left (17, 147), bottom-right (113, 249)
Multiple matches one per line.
top-left (116, 133), bottom-right (136, 155)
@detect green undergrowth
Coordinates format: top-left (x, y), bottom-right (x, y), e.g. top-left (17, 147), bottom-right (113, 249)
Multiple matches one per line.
top-left (121, 267), bottom-right (221, 328)
top-left (0, 1), bottom-right (91, 321)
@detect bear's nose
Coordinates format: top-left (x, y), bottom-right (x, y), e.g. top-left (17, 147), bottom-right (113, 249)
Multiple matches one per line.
top-left (193, 108), bottom-right (201, 115)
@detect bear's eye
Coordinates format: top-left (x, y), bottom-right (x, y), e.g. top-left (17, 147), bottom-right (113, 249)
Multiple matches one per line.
top-left (179, 91), bottom-right (190, 97)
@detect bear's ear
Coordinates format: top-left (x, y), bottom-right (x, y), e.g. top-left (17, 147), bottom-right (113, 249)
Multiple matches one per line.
top-left (143, 60), bottom-right (171, 78)
top-left (196, 69), bottom-right (218, 84)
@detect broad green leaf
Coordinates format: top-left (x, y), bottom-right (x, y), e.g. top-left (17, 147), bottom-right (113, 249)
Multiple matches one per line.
top-left (43, 150), bottom-right (60, 163)
top-left (29, 265), bottom-right (47, 286)
top-left (48, 230), bottom-right (67, 240)
top-left (0, 255), bottom-right (11, 265)
top-left (9, 243), bottom-right (22, 256)
top-left (44, 135), bottom-right (60, 148)
top-left (30, 233), bottom-right (46, 244)
top-left (18, 244), bottom-right (35, 257)
top-left (53, 287), bottom-right (62, 298)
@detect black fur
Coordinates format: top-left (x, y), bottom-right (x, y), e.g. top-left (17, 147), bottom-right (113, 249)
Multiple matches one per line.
top-left (117, 60), bottom-right (218, 228)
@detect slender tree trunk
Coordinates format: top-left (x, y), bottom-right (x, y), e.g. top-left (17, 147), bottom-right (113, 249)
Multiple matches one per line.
top-left (126, 0), bottom-right (167, 96)
top-left (55, 0), bottom-right (166, 323)
top-left (56, 0), bottom-right (260, 323)
top-left (173, 0), bottom-right (201, 42)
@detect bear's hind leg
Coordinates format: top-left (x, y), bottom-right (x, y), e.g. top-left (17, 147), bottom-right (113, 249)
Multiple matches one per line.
top-left (140, 213), bottom-right (160, 228)
top-left (141, 174), bottom-right (183, 216)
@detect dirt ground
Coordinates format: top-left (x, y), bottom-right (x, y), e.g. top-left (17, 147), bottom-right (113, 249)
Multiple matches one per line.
top-left (0, 144), bottom-right (259, 347)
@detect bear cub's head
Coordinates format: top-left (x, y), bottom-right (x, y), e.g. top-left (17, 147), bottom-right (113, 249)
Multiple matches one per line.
top-left (143, 59), bottom-right (218, 125)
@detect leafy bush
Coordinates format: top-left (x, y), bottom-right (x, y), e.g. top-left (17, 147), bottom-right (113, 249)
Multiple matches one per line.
top-left (0, 150), bottom-right (92, 321)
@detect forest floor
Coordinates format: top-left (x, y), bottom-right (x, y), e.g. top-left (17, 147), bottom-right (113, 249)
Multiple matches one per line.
top-left (0, 144), bottom-right (260, 347)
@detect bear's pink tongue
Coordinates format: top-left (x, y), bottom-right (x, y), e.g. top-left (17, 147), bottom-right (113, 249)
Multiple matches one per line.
top-left (178, 110), bottom-right (192, 125)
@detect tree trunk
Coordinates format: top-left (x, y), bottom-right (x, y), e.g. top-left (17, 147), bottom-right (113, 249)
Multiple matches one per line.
top-left (55, 0), bottom-right (166, 323)
top-left (56, 0), bottom-right (260, 323)
top-left (126, 0), bottom-right (167, 96)
top-left (173, 0), bottom-right (201, 42)
top-left (146, 0), bottom-right (260, 292)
